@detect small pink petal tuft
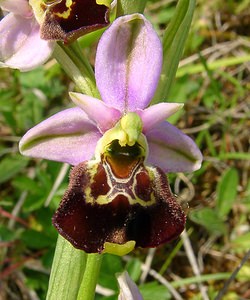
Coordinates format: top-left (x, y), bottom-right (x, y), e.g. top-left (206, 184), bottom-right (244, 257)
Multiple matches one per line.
top-left (69, 92), bottom-right (121, 133)
top-left (137, 102), bottom-right (184, 133)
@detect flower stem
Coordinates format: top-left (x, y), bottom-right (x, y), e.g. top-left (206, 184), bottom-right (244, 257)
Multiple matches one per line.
top-left (77, 253), bottom-right (103, 300)
top-left (53, 41), bottom-right (99, 97)
top-left (46, 235), bottom-right (86, 300)
top-left (116, 0), bottom-right (147, 15)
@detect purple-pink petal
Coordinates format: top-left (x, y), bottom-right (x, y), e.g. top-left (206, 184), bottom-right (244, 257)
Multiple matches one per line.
top-left (0, 13), bottom-right (54, 71)
top-left (0, 0), bottom-right (32, 17)
top-left (19, 108), bottom-right (101, 165)
top-left (146, 121), bottom-right (202, 172)
top-left (137, 102), bottom-right (184, 133)
top-left (117, 271), bottom-right (143, 300)
top-left (69, 92), bottom-right (121, 133)
top-left (95, 14), bottom-right (162, 112)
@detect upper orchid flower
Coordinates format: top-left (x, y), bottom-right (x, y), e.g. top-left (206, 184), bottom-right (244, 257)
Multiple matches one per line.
top-left (0, 0), bottom-right (110, 71)
top-left (19, 14), bottom-right (202, 255)
top-left (0, 0), bottom-right (54, 71)
top-left (29, 0), bottom-right (110, 42)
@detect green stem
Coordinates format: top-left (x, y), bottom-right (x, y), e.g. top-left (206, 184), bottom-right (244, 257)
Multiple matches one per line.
top-left (116, 0), bottom-right (148, 16)
top-left (53, 41), bottom-right (99, 97)
top-left (46, 235), bottom-right (87, 300)
top-left (77, 253), bottom-right (103, 300)
top-left (152, 0), bottom-right (196, 103)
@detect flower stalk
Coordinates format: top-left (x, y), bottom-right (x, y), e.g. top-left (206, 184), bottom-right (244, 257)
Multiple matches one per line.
top-left (54, 41), bottom-right (99, 97)
top-left (77, 253), bottom-right (103, 300)
top-left (46, 235), bottom-right (87, 300)
top-left (116, 0), bottom-right (148, 16)
top-left (153, 0), bottom-right (196, 103)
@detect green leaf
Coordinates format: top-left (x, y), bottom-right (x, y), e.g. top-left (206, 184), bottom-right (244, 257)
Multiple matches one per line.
top-left (0, 155), bottom-right (29, 184)
top-left (78, 28), bottom-right (105, 49)
top-left (25, 270), bottom-right (49, 295)
top-left (19, 68), bottom-right (47, 89)
top-left (153, 0), bottom-right (196, 103)
top-left (219, 152), bottom-right (250, 160)
top-left (42, 248), bottom-right (55, 268)
top-left (0, 90), bottom-right (15, 112)
top-left (98, 254), bottom-right (123, 290)
top-left (46, 235), bottom-right (87, 300)
top-left (177, 55), bottom-right (250, 77)
top-left (171, 272), bottom-right (231, 288)
top-left (189, 207), bottom-right (227, 235)
top-left (22, 195), bottom-right (47, 212)
top-left (216, 168), bottom-right (239, 218)
top-left (12, 176), bottom-right (41, 194)
top-left (154, 7), bottom-right (176, 24)
top-left (0, 225), bottom-right (17, 241)
top-left (231, 232), bottom-right (250, 253)
top-left (126, 258), bottom-right (142, 282)
top-left (21, 229), bottom-right (56, 249)
top-left (140, 282), bottom-right (171, 300)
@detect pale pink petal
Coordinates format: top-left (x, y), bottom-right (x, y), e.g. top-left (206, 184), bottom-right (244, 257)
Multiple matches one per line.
top-left (146, 122), bottom-right (202, 172)
top-left (0, 14), bottom-right (54, 71)
top-left (137, 102), bottom-right (184, 133)
top-left (69, 92), bottom-right (121, 133)
top-left (95, 14), bottom-right (162, 112)
top-left (1, 0), bottom-right (32, 17)
top-left (19, 108), bottom-right (101, 165)
top-left (117, 272), bottom-right (143, 300)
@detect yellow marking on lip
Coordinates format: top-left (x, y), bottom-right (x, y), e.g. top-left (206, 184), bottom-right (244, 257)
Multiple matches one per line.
top-left (54, 0), bottom-right (73, 18)
top-left (84, 159), bottom-right (157, 207)
top-left (44, 0), bottom-right (62, 6)
top-left (96, 0), bottom-right (112, 7)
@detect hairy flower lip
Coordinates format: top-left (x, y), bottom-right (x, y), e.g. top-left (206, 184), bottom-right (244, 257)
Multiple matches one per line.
top-left (52, 159), bottom-right (186, 254)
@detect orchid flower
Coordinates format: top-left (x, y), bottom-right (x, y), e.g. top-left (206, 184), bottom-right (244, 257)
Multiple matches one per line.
top-left (0, 0), bottom-right (54, 71)
top-left (0, 0), bottom-right (110, 71)
top-left (19, 14), bottom-right (202, 255)
top-left (117, 271), bottom-right (143, 300)
top-left (29, 0), bottom-right (110, 42)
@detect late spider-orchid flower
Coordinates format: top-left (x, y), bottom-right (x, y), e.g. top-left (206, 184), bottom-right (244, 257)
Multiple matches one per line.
top-left (19, 14), bottom-right (202, 255)
top-left (0, 0), bottom-right (110, 71)
top-left (29, 0), bottom-right (110, 42)
top-left (0, 0), bottom-right (54, 71)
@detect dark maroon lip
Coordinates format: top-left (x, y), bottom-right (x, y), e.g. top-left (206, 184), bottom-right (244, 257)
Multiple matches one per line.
top-left (52, 139), bottom-right (186, 253)
top-left (40, 0), bottom-right (110, 42)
